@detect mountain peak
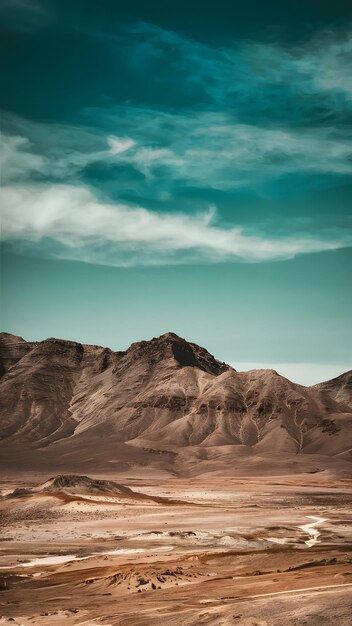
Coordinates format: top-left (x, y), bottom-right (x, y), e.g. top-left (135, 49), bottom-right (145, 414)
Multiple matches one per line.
top-left (158, 331), bottom-right (184, 341)
top-left (128, 332), bottom-right (229, 376)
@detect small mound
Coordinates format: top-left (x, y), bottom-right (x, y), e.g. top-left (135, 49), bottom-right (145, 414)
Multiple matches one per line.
top-left (7, 474), bottom-right (133, 499)
top-left (42, 474), bottom-right (132, 495)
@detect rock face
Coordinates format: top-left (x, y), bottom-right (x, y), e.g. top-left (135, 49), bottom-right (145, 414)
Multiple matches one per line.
top-left (0, 332), bottom-right (351, 459)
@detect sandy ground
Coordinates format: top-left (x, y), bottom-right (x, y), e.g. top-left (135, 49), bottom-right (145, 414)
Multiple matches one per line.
top-left (0, 474), bottom-right (351, 625)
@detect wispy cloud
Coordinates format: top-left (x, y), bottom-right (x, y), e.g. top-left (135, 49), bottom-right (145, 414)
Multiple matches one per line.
top-left (1, 23), bottom-right (351, 267)
top-left (0, 120), bottom-right (110, 183)
top-left (2, 23), bottom-right (352, 197)
top-left (2, 111), bottom-right (352, 195)
top-left (107, 136), bottom-right (136, 154)
top-left (0, 135), bottom-right (47, 181)
top-left (114, 22), bottom-right (352, 119)
top-left (1, 183), bottom-right (350, 266)
top-left (106, 115), bottom-right (352, 186)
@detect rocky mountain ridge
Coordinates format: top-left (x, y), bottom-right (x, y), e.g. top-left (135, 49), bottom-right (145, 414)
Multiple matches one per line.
top-left (0, 332), bottom-right (351, 466)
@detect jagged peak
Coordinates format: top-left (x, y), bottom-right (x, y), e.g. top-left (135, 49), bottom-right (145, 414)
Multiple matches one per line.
top-left (127, 332), bottom-right (230, 376)
top-left (158, 331), bottom-right (184, 341)
top-left (129, 331), bottom-right (185, 348)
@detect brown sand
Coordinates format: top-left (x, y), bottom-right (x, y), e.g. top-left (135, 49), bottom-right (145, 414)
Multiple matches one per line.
top-left (0, 474), bottom-right (351, 625)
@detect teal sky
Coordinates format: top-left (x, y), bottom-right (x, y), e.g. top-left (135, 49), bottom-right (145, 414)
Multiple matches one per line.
top-left (1, 0), bottom-right (352, 384)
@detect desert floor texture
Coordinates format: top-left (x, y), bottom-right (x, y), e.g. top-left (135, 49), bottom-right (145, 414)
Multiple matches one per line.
top-left (0, 472), bottom-right (351, 625)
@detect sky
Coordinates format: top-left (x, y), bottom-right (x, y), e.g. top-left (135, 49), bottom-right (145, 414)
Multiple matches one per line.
top-left (1, 0), bottom-right (351, 384)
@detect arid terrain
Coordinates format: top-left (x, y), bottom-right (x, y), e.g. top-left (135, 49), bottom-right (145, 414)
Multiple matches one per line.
top-left (0, 332), bottom-right (351, 624)
top-left (0, 473), bottom-right (351, 625)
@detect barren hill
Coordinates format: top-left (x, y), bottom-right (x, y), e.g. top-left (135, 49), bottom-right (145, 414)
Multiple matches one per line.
top-left (6, 474), bottom-right (133, 499)
top-left (0, 332), bottom-right (351, 474)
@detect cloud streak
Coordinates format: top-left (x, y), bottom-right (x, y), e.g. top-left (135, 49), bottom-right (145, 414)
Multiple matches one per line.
top-left (1, 183), bottom-right (349, 266)
top-left (108, 117), bottom-right (352, 186)
top-left (2, 111), bottom-right (352, 195)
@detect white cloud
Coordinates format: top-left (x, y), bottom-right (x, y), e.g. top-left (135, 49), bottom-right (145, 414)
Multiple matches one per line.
top-left (0, 125), bottom-right (113, 183)
top-left (107, 135), bottom-right (136, 154)
top-left (302, 33), bottom-right (352, 101)
top-left (1, 183), bottom-right (349, 266)
top-left (125, 146), bottom-right (184, 179)
top-left (0, 134), bottom-right (46, 180)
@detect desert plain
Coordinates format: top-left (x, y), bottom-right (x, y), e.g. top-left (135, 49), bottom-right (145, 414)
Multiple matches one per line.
top-left (0, 471), bottom-right (351, 626)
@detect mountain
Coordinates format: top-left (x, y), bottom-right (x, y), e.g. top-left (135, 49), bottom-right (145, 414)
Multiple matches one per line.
top-left (0, 331), bottom-right (228, 444)
top-left (0, 332), bottom-right (351, 474)
top-left (312, 370), bottom-right (352, 409)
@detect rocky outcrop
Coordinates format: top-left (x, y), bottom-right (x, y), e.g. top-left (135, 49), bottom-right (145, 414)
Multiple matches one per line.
top-left (6, 474), bottom-right (133, 498)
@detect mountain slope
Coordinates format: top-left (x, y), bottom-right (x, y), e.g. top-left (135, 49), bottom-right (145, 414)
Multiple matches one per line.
top-left (0, 332), bottom-right (351, 464)
top-left (312, 370), bottom-right (352, 409)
